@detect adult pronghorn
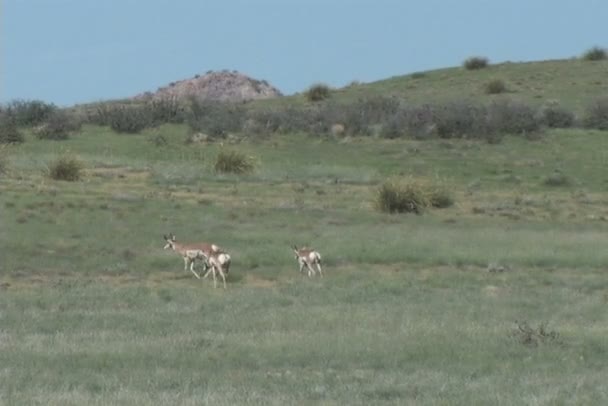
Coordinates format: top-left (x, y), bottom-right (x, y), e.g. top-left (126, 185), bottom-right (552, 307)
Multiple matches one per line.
top-left (202, 252), bottom-right (232, 289)
top-left (163, 234), bottom-right (223, 279)
top-left (293, 245), bottom-right (323, 277)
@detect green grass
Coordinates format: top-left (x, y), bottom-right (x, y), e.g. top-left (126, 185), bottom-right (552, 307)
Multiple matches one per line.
top-left (2, 124), bottom-right (608, 404)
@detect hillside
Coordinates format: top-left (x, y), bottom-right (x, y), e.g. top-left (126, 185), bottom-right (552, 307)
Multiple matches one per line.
top-left (272, 58), bottom-right (608, 112)
top-left (134, 70), bottom-right (283, 102)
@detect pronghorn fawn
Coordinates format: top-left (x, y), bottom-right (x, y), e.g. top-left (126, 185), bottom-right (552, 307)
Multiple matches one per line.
top-left (203, 252), bottom-right (232, 289)
top-left (293, 245), bottom-right (323, 277)
top-left (163, 234), bottom-right (223, 279)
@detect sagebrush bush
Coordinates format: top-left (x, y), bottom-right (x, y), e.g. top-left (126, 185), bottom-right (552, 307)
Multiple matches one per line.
top-left (0, 144), bottom-right (9, 174)
top-left (375, 177), bottom-right (453, 214)
top-left (402, 105), bottom-right (436, 139)
top-left (306, 83), bottom-right (331, 102)
top-left (582, 96), bottom-right (608, 130)
top-left (4, 99), bottom-right (57, 126)
top-left (34, 110), bottom-right (82, 140)
top-left (582, 46), bottom-right (607, 61)
top-left (486, 100), bottom-right (542, 136)
top-left (463, 56), bottom-right (489, 70)
top-left (108, 105), bottom-right (151, 134)
top-left (484, 79), bottom-right (507, 94)
top-left (147, 96), bottom-right (184, 125)
top-left (187, 98), bottom-right (246, 138)
top-left (434, 102), bottom-right (486, 139)
top-left (540, 105), bottom-right (575, 128)
top-left (48, 154), bottom-right (84, 181)
top-left (0, 113), bottom-right (24, 144)
top-left (214, 150), bottom-right (255, 174)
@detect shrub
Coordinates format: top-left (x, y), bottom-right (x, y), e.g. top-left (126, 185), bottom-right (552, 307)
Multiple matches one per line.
top-left (48, 153), bottom-right (84, 181)
top-left (146, 96), bottom-right (184, 125)
top-left (463, 56), bottom-right (489, 70)
top-left (214, 150), bottom-right (255, 174)
top-left (108, 105), bottom-right (151, 134)
top-left (402, 105), bottom-right (436, 139)
top-left (539, 104), bottom-right (575, 128)
top-left (34, 110), bottom-right (82, 140)
top-left (486, 100), bottom-right (542, 136)
top-left (484, 79), bottom-right (507, 94)
top-left (305, 83), bottom-right (331, 102)
top-left (4, 99), bottom-right (57, 126)
top-left (0, 113), bottom-right (24, 144)
top-left (0, 144), bottom-right (9, 175)
top-left (543, 170), bottom-right (570, 187)
top-left (375, 177), bottom-right (453, 214)
top-left (434, 102), bottom-right (486, 139)
top-left (510, 321), bottom-right (560, 347)
top-left (582, 46), bottom-right (607, 61)
top-left (379, 113), bottom-right (406, 139)
top-left (187, 99), bottom-right (245, 138)
top-left (582, 96), bottom-right (608, 130)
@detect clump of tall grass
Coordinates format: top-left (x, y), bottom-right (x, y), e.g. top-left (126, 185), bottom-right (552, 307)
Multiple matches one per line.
top-left (48, 153), bottom-right (84, 181)
top-left (375, 177), bottom-right (453, 214)
top-left (214, 149), bottom-right (255, 174)
top-left (305, 83), bottom-right (331, 102)
top-left (484, 79), bottom-right (507, 94)
top-left (581, 46), bottom-right (607, 61)
top-left (463, 56), bottom-right (489, 70)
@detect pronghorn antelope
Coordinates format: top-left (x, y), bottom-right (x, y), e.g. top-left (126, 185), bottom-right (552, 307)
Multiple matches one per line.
top-left (203, 252), bottom-right (232, 289)
top-left (293, 245), bottom-right (323, 277)
top-left (163, 234), bottom-right (223, 279)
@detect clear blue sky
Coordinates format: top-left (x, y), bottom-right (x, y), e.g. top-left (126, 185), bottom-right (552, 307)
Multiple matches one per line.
top-left (2, 0), bottom-right (606, 106)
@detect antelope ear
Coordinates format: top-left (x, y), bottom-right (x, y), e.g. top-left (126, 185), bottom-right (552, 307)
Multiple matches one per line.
top-left (163, 234), bottom-right (168, 240)
top-left (292, 245), bottom-right (297, 251)
top-left (171, 234), bottom-right (176, 241)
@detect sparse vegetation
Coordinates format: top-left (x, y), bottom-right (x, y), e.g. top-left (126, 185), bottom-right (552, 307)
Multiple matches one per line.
top-left (48, 153), bottom-right (84, 181)
top-left (3, 99), bottom-right (57, 126)
top-left (582, 46), bottom-right (607, 61)
top-left (463, 56), bottom-right (489, 70)
top-left (306, 83), bottom-right (331, 102)
top-left (108, 105), bottom-right (152, 134)
top-left (214, 149), bottom-right (255, 174)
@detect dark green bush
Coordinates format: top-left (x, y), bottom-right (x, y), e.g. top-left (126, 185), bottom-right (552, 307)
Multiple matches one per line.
top-left (108, 105), bottom-right (151, 134)
top-left (582, 97), bottom-right (608, 130)
top-left (484, 79), bottom-right (507, 94)
top-left (147, 96), bottom-right (184, 125)
top-left (582, 46), bottom-right (607, 61)
top-left (48, 154), bottom-right (84, 181)
top-left (463, 56), bottom-right (489, 70)
top-left (4, 99), bottom-right (57, 126)
top-left (34, 110), bottom-right (82, 140)
top-left (306, 83), bottom-right (331, 102)
top-left (486, 100), bottom-right (542, 136)
top-left (187, 99), bottom-right (246, 138)
top-left (540, 105), bottom-right (575, 128)
top-left (434, 102), bottom-right (486, 139)
top-left (214, 150), bottom-right (255, 174)
top-left (0, 113), bottom-right (24, 144)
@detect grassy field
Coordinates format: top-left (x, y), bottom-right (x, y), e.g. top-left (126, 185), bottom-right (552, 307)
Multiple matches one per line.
top-left (1, 120), bottom-right (608, 404)
top-left (256, 58), bottom-right (608, 113)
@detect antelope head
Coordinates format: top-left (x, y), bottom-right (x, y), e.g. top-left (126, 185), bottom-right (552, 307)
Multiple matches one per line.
top-left (163, 234), bottom-right (177, 250)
